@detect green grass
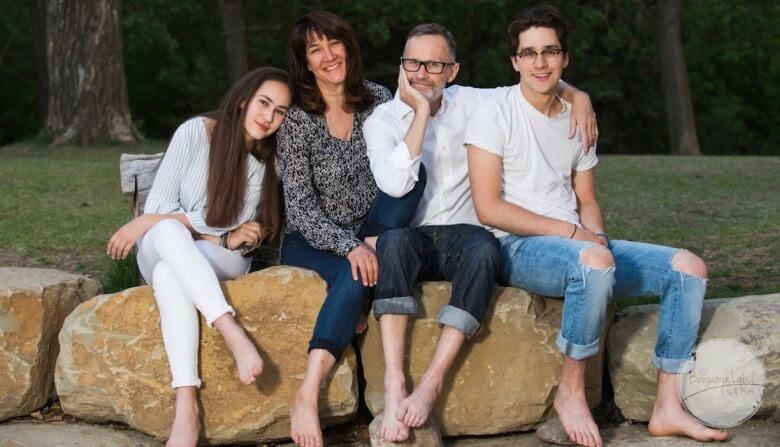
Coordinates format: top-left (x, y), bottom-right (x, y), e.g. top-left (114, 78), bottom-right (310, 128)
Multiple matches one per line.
top-left (0, 142), bottom-right (163, 291)
top-left (1, 145), bottom-right (778, 301)
top-left (596, 155), bottom-right (780, 300)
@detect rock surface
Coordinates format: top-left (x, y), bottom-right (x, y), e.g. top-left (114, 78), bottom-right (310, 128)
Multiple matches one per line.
top-left (360, 283), bottom-right (611, 436)
top-left (445, 420), bottom-right (780, 446)
top-left (609, 293), bottom-right (779, 422)
top-left (535, 416), bottom-right (577, 446)
top-left (55, 266), bottom-right (358, 444)
top-left (0, 422), bottom-right (162, 447)
top-left (0, 268), bottom-right (101, 421)
top-left (368, 412), bottom-right (443, 447)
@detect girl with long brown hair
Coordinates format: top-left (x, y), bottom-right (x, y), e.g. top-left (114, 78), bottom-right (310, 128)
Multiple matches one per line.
top-left (106, 66), bottom-right (291, 446)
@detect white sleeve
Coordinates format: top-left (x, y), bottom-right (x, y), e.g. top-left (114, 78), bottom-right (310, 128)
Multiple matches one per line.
top-left (464, 101), bottom-right (506, 157)
top-left (364, 105), bottom-right (422, 198)
top-left (183, 161), bottom-right (262, 236)
top-left (574, 139), bottom-right (598, 171)
top-left (143, 120), bottom-right (194, 215)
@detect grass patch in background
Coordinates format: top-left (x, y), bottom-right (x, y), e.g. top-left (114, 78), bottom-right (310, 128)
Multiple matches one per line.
top-left (0, 145), bottom-right (778, 303)
top-left (596, 155), bottom-right (780, 304)
top-left (102, 250), bottom-right (141, 294)
top-left (0, 141), bottom-right (162, 290)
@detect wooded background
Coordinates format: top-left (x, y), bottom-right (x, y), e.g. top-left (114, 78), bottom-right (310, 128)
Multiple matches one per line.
top-left (2, 0), bottom-right (778, 154)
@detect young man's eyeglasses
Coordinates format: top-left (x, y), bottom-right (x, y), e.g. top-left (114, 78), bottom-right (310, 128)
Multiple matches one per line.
top-left (400, 57), bottom-right (455, 74)
top-left (514, 48), bottom-right (564, 65)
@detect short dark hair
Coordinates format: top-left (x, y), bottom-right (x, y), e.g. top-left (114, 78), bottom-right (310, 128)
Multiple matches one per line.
top-left (507, 4), bottom-right (569, 55)
top-left (289, 10), bottom-right (372, 114)
top-left (406, 23), bottom-right (457, 61)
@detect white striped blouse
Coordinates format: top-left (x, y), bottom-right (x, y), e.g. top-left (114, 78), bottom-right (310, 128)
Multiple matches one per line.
top-left (143, 117), bottom-right (264, 236)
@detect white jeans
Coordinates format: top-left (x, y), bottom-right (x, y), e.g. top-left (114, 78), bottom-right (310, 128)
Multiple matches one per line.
top-left (136, 219), bottom-right (250, 388)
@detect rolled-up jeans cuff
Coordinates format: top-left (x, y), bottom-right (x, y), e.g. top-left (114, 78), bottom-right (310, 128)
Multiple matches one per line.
top-left (653, 353), bottom-right (695, 374)
top-left (309, 337), bottom-right (344, 362)
top-left (437, 305), bottom-right (481, 339)
top-left (171, 378), bottom-right (202, 389)
top-left (556, 332), bottom-right (600, 360)
top-left (373, 296), bottom-right (418, 318)
top-left (205, 305), bottom-right (235, 328)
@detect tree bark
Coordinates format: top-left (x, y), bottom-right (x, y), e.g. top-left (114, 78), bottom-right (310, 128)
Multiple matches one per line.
top-left (656, 0), bottom-right (700, 155)
top-left (217, 0), bottom-right (248, 83)
top-left (43, 0), bottom-right (138, 145)
top-left (28, 0), bottom-right (48, 121)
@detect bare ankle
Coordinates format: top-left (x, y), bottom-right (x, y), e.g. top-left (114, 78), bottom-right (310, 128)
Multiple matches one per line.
top-left (418, 372), bottom-right (442, 390)
top-left (384, 374), bottom-right (406, 390)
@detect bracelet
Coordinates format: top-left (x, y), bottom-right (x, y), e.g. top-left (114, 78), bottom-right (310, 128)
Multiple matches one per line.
top-left (568, 224), bottom-right (577, 239)
top-left (219, 231), bottom-right (231, 249)
top-left (595, 232), bottom-right (609, 243)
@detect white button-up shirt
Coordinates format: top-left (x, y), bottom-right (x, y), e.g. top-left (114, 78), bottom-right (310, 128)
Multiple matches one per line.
top-left (364, 84), bottom-right (512, 227)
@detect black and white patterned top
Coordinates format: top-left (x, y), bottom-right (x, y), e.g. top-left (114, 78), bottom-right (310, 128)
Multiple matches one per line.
top-left (278, 81), bottom-right (392, 257)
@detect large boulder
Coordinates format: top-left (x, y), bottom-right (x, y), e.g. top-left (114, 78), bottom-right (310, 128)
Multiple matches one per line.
top-left (609, 293), bottom-right (780, 422)
top-left (360, 283), bottom-right (611, 436)
top-left (0, 422), bottom-right (162, 447)
top-left (55, 266), bottom-right (358, 444)
top-left (0, 268), bottom-right (101, 421)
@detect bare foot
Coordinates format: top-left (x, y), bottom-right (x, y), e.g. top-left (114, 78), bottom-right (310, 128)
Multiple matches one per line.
top-left (397, 375), bottom-right (441, 427)
top-left (649, 401), bottom-right (729, 442)
top-left (291, 391), bottom-right (323, 447)
top-left (381, 381), bottom-right (410, 442)
top-left (355, 313), bottom-right (368, 334)
top-left (214, 315), bottom-right (263, 384)
top-left (167, 400), bottom-right (199, 447)
top-left (553, 385), bottom-right (602, 447)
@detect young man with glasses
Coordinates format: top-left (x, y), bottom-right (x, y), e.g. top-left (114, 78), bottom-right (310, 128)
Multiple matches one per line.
top-left (363, 23), bottom-right (597, 443)
top-left (465, 5), bottom-right (728, 447)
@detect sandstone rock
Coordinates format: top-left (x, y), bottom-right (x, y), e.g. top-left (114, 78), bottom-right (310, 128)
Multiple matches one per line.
top-left (55, 266), bottom-right (358, 444)
top-left (535, 416), bottom-right (577, 445)
top-left (360, 283), bottom-right (611, 436)
top-left (445, 420), bottom-right (780, 446)
top-left (0, 422), bottom-right (162, 447)
top-left (0, 268), bottom-right (101, 421)
top-left (609, 293), bottom-right (780, 422)
top-left (368, 412), bottom-right (443, 447)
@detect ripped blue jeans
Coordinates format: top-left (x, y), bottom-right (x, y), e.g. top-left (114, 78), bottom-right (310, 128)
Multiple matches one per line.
top-left (498, 235), bottom-right (705, 373)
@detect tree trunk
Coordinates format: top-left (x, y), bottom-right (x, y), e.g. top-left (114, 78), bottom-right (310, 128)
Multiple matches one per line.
top-left (28, 0), bottom-right (48, 121)
top-left (43, 0), bottom-right (138, 145)
top-left (656, 0), bottom-right (700, 155)
top-left (217, 0), bottom-right (248, 83)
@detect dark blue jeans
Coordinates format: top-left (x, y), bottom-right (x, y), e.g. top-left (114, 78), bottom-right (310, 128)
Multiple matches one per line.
top-left (373, 224), bottom-right (499, 338)
top-left (281, 166), bottom-right (427, 361)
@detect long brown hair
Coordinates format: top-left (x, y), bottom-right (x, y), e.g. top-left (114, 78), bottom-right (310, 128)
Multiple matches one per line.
top-left (205, 66), bottom-right (291, 242)
top-left (289, 10), bottom-right (373, 114)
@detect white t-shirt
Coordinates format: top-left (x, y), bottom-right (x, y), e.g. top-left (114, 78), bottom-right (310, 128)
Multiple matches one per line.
top-left (464, 85), bottom-right (597, 238)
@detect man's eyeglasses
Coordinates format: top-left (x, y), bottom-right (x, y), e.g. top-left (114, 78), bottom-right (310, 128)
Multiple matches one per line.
top-left (513, 48), bottom-right (564, 65)
top-left (401, 57), bottom-right (455, 74)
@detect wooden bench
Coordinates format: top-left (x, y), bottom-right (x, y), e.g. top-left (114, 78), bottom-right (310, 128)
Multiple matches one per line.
top-left (119, 153), bottom-right (281, 265)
